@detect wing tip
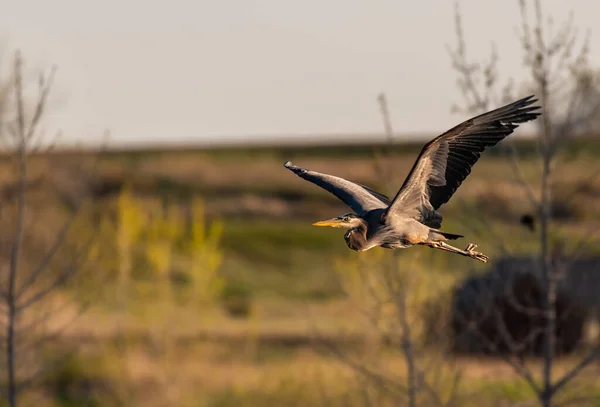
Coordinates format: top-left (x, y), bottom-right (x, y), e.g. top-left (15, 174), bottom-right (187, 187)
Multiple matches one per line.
top-left (517, 94), bottom-right (541, 110)
top-left (500, 95), bottom-right (542, 123)
top-left (522, 101), bottom-right (542, 121)
top-left (284, 160), bottom-right (304, 173)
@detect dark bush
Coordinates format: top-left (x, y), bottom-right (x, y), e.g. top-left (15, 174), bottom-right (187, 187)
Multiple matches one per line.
top-left (220, 280), bottom-right (253, 318)
top-left (451, 261), bottom-right (589, 356)
top-left (42, 355), bottom-right (120, 407)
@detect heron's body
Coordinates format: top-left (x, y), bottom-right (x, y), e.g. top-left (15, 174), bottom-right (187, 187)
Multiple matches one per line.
top-left (284, 96), bottom-right (542, 263)
top-left (329, 207), bottom-right (460, 252)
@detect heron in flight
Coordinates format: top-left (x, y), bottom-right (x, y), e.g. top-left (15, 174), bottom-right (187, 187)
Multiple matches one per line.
top-left (284, 96), bottom-right (541, 263)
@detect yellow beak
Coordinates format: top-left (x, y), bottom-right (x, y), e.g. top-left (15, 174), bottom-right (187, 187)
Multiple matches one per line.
top-left (312, 218), bottom-right (345, 228)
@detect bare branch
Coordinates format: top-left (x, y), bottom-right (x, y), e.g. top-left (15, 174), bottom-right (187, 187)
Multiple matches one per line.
top-left (5, 49), bottom-right (28, 407)
top-left (0, 49), bottom-right (100, 406)
top-left (24, 66), bottom-right (56, 144)
top-left (18, 229), bottom-right (93, 312)
top-left (506, 142), bottom-right (540, 208)
top-left (453, 308), bottom-right (541, 393)
top-left (16, 212), bottom-right (78, 299)
top-left (551, 347), bottom-right (600, 395)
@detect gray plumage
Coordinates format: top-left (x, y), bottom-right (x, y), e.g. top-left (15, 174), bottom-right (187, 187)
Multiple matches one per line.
top-left (284, 96), bottom-right (542, 262)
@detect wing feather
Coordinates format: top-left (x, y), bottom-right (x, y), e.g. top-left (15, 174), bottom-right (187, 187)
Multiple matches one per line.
top-left (284, 161), bottom-right (389, 214)
top-left (384, 95), bottom-right (542, 224)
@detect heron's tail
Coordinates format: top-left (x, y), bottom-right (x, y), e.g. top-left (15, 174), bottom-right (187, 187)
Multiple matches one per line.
top-left (432, 230), bottom-right (464, 241)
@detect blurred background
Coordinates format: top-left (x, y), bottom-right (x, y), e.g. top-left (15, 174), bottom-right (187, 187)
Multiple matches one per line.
top-left (1, 1), bottom-right (600, 406)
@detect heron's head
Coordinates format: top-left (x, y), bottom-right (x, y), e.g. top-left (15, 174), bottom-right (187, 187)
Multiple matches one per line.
top-left (312, 213), bottom-right (363, 229)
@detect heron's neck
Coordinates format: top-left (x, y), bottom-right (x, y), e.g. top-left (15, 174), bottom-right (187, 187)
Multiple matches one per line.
top-left (344, 221), bottom-right (368, 251)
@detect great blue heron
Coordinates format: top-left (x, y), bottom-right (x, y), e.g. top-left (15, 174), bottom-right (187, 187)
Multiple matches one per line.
top-left (284, 95), bottom-right (541, 263)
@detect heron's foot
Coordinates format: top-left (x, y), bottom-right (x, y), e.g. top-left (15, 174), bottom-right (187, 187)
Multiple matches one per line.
top-left (465, 243), bottom-right (489, 263)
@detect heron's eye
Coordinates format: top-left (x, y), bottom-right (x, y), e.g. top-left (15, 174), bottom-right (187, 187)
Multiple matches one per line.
top-left (343, 216), bottom-right (350, 222)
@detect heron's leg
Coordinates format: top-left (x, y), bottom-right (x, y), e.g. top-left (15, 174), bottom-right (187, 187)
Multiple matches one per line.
top-left (428, 241), bottom-right (489, 263)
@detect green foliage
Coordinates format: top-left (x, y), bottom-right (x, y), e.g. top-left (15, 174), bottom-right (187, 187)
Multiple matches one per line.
top-left (467, 377), bottom-right (537, 404)
top-left (186, 199), bottom-right (225, 305)
top-left (221, 220), bottom-right (344, 266)
top-left (203, 378), bottom-right (318, 407)
top-left (115, 185), bottom-right (148, 313)
top-left (220, 280), bottom-right (253, 318)
top-left (145, 207), bottom-right (179, 278)
top-left (42, 355), bottom-right (120, 407)
top-left (108, 188), bottom-right (226, 306)
top-left (117, 185), bottom-right (146, 255)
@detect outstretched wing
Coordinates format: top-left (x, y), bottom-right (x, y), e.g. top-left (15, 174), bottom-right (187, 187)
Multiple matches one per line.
top-left (384, 95), bottom-right (541, 223)
top-left (284, 161), bottom-right (390, 215)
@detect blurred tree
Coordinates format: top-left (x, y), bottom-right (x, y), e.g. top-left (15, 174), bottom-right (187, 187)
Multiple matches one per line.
top-left (145, 204), bottom-right (182, 407)
top-left (112, 185), bottom-right (146, 404)
top-left (321, 94), bottom-right (462, 407)
top-left (109, 191), bottom-right (226, 405)
top-left (449, 1), bottom-right (600, 406)
top-left (185, 198), bottom-right (224, 308)
top-left (116, 185), bottom-right (146, 314)
top-left (332, 250), bottom-right (461, 407)
top-left (0, 51), bottom-right (99, 407)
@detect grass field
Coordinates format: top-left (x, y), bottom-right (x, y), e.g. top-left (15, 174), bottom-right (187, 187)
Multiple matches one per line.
top-left (3, 138), bottom-right (600, 406)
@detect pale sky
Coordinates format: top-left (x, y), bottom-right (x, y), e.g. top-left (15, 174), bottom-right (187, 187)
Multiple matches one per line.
top-left (2, 0), bottom-right (600, 147)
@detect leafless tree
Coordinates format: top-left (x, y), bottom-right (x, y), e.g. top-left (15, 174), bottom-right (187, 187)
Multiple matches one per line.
top-left (378, 93), bottom-right (427, 407)
top-left (0, 50), bottom-right (99, 407)
top-left (448, 1), bottom-right (600, 406)
top-left (314, 94), bottom-right (462, 407)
